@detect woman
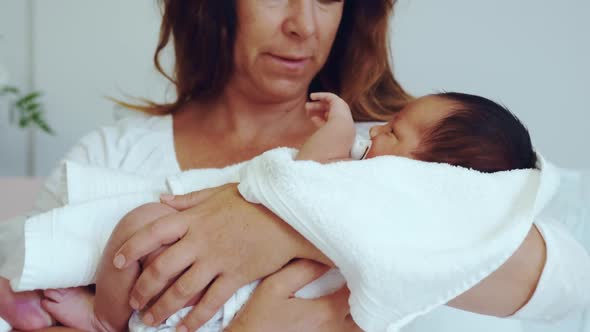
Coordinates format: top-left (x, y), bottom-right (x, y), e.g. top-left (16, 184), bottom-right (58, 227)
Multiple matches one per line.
top-left (1, 0), bottom-right (587, 331)
top-left (107, 0), bottom-right (589, 331)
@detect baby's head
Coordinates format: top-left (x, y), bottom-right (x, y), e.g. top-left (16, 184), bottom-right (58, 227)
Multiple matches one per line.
top-left (366, 92), bottom-right (537, 173)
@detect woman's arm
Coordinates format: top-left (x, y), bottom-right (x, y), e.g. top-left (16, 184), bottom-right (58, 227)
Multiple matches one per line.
top-left (1, 117), bottom-right (166, 290)
top-left (0, 127), bottom-right (114, 285)
top-left (451, 167), bottom-right (590, 318)
top-left (447, 225), bottom-right (546, 316)
top-left (113, 184), bottom-right (334, 331)
top-left (224, 260), bottom-right (360, 332)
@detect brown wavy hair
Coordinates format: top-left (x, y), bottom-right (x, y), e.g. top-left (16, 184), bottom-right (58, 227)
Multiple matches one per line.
top-left (125, 0), bottom-right (412, 121)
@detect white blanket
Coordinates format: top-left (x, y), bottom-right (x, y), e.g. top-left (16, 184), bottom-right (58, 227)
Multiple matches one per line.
top-left (237, 148), bottom-right (561, 332)
top-left (3, 150), bottom-right (560, 332)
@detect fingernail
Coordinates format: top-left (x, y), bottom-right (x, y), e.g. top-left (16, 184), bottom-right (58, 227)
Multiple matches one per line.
top-left (176, 325), bottom-right (188, 332)
top-left (160, 194), bottom-right (174, 202)
top-left (143, 312), bottom-right (154, 326)
top-left (113, 254), bottom-right (126, 269)
top-left (129, 297), bottom-right (139, 310)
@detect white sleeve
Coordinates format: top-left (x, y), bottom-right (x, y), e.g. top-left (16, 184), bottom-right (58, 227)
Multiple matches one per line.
top-left (0, 123), bottom-right (125, 286)
top-left (511, 168), bottom-right (590, 321)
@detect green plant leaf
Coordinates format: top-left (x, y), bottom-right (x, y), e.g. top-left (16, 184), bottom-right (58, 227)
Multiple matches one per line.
top-left (3, 88), bottom-right (54, 135)
top-left (0, 86), bottom-right (20, 96)
top-left (19, 117), bottom-right (29, 128)
top-left (36, 118), bottom-right (55, 135)
top-left (16, 92), bottom-right (42, 108)
top-left (24, 104), bottom-right (42, 116)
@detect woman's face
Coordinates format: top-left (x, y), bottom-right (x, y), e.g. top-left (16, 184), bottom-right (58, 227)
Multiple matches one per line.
top-left (231, 0), bottom-right (344, 102)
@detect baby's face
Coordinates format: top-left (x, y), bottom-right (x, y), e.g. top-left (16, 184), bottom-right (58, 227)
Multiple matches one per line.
top-left (365, 95), bottom-right (455, 159)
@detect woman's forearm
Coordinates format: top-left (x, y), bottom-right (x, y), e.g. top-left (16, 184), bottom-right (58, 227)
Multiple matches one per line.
top-left (299, 220), bottom-right (546, 317)
top-left (300, 222), bottom-right (546, 317)
top-left (296, 232), bottom-right (336, 267)
top-left (447, 225), bottom-right (546, 316)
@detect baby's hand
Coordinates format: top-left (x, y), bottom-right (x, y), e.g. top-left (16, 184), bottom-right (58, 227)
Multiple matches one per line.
top-left (305, 92), bottom-right (353, 128)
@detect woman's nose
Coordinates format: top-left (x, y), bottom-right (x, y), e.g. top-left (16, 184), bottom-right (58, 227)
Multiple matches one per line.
top-left (285, 0), bottom-right (317, 39)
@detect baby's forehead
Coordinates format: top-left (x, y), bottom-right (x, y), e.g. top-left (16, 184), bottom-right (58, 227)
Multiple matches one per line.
top-left (400, 96), bottom-right (456, 130)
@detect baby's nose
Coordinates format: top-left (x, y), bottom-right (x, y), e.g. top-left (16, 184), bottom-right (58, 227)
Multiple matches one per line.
top-left (369, 124), bottom-right (387, 138)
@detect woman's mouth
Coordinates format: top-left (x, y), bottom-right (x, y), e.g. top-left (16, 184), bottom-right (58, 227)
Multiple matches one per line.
top-left (266, 53), bottom-right (311, 72)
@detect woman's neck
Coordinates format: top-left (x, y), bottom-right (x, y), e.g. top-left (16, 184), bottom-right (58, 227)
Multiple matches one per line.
top-left (191, 84), bottom-right (316, 145)
top-left (172, 85), bottom-right (320, 170)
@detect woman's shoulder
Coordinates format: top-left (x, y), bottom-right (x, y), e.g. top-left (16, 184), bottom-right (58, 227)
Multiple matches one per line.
top-left (38, 113), bottom-right (178, 210)
top-left (111, 110), bottom-right (172, 134)
top-left (65, 113), bottom-right (178, 174)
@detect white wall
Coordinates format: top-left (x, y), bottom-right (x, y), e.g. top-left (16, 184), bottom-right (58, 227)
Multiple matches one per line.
top-left (0, 0), bottom-right (589, 176)
top-left (0, 0), bottom-right (31, 176)
top-left (392, 0), bottom-right (590, 168)
top-left (32, 0), bottom-right (171, 175)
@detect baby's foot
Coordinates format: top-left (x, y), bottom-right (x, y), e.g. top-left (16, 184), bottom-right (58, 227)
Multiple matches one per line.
top-left (0, 278), bottom-right (54, 331)
top-left (43, 287), bottom-right (112, 332)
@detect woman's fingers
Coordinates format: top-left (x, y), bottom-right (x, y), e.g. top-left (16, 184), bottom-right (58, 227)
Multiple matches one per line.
top-left (160, 185), bottom-right (230, 211)
top-left (129, 240), bottom-right (198, 310)
top-left (314, 286), bottom-right (351, 319)
top-left (224, 261), bottom-right (354, 332)
top-left (263, 259), bottom-right (331, 296)
top-left (113, 214), bottom-right (189, 269)
top-left (180, 275), bottom-right (242, 331)
top-left (141, 264), bottom-right (218, 326)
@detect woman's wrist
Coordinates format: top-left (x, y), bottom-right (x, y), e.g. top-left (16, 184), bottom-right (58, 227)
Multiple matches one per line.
top-left (258, 200), bottom-right (335, 267)
top-left (295, 234), bottom-right (334, 267)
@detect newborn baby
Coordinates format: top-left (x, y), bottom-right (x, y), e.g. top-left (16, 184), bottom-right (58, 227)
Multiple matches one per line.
top-left (298, 92), bottom-right (537, 173)
top-left (1, 92), bottom-right (537, 332)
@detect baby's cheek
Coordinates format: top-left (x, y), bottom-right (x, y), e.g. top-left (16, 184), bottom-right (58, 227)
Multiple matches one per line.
top-left (365, 139), bottom-right (388, 158)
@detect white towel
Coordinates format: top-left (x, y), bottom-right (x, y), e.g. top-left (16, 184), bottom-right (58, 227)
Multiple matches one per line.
top-left (237, 148), bottom-right (561, 332)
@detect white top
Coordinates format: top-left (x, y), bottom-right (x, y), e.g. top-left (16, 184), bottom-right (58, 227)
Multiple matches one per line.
top-left (1, 114), bottom-right (588, 332)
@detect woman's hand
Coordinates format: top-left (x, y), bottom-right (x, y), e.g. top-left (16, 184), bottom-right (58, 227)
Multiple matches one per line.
top-left (112, 184), bottom-right (331, 330)
top-left (225, 260), bottom-right (362, 332)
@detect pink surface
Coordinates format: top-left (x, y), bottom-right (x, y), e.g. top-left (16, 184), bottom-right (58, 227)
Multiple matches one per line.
top-left (0, 178), bottom-right (43, 221)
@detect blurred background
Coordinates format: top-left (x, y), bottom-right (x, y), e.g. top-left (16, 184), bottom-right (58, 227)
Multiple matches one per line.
top-left (0, 0), bottom-right (588, 177)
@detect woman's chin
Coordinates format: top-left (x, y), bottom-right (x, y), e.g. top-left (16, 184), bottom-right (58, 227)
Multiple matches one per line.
top-left (259, 80), bottom-right (310, 102)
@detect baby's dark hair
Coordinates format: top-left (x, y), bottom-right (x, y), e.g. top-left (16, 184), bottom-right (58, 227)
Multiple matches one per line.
top-left (412, 92), bottom-right (537, 173)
